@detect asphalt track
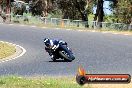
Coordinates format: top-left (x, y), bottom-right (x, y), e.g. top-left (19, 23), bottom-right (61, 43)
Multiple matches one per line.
top-left (0, 23), bottom-right (132, 76)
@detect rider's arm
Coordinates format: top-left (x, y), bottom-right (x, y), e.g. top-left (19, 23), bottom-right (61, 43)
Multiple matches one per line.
top-left (51, 40), bottom-right (59, 50)
top-left (59, 40), bottom-right (67, 45)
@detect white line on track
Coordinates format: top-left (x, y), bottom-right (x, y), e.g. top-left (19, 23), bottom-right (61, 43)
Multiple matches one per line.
top-left (55, 28), bottom-right (58, 30)
top-left (41, 27), bottom-right (47, 29)
top-left (20, 24), bottom-right (26, 26)
top-left (55, 28), bottom-right (60, 30)
top-left (30, 26), bottom-right (37, 28)
top-left (78, 30), bottom-right (83, 32)
top-left (0, 41), bottom-right (26, 63)
top-left (66, 29), bottom-right (71, 30)
top-left (102, 32), bottom-right (109, 34)
top-left (1, 23), bottom-right (132, 37)
top-left (124, 34), bottom-right (130, 35)
top-left (91, 30), bottom-right (97, 32)
top-left (9, 24), bottom-right (14, 25)
top-left (112, 33), bottom-right (120, 35)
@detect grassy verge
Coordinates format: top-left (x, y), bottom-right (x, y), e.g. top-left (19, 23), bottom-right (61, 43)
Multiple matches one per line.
top-left (11, 15), bottom-right (132, 35)
top-left (0, 76), bottom-right (91, 88)
top-left (12, 19), bottom-right (132, 35)
top-left (0, 42), bottom-right (16, 59)
top-left (0, 76), bottom-right (131, 88)
top-left (37, 24), bottom-right (132, 35)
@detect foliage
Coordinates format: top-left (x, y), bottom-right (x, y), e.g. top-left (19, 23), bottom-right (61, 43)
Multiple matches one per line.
top-left (110, 0), bottom-right (132, 24)
top-left (1, 0), bottom-right (131, 25)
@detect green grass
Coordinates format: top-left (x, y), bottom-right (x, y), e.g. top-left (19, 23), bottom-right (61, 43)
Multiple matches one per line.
top-left (0, 76), bottom-right (91, 88)
top-left (0, 42), bottom-right (16, 59)
top-left (0, 76), bottom-right (131, 88)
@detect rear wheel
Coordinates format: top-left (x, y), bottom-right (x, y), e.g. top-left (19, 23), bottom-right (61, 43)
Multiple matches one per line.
top-left (59, 51), bottom-right (73, 62)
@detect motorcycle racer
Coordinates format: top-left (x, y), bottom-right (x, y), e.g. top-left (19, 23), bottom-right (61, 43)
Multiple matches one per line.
top-left (43, 38), bottom-right (67, 59)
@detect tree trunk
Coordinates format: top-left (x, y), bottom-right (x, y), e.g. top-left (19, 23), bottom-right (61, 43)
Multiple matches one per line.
top-left (74, 0), bottom-right (89, 28)
top-left (93, 0), bottom-right (104, 28)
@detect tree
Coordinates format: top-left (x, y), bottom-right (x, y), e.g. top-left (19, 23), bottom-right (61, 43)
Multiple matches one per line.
top-left (56, 0), bottom-right (89, 27)
top-left (12, 1), bottom-right (26, 15)
top-left (93, 0), bottom-right (104, 28)
top-left (29, 0), bottom-right (53, 16)
top-left (109, 0), bottom-right (131, 24)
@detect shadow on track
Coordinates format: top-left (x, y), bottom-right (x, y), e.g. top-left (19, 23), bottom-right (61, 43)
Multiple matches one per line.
top-left (47, 60), bottom-right (70, 63)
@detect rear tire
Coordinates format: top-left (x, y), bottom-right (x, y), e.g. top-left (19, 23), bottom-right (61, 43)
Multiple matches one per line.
top-left (59, 51), bottom-right (73, 62)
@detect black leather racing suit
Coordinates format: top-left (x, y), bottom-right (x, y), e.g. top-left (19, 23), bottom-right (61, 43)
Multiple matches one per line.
top-left (45, 39), bottom-right (67, 57)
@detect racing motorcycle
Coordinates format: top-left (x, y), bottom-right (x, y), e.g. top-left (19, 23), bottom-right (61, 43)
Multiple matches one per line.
top-left (46, 44), bottom-right (75, 62)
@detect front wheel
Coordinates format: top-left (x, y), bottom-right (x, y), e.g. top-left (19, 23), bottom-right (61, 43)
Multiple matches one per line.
top-left (59, 51), bottom-right (75, 62)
